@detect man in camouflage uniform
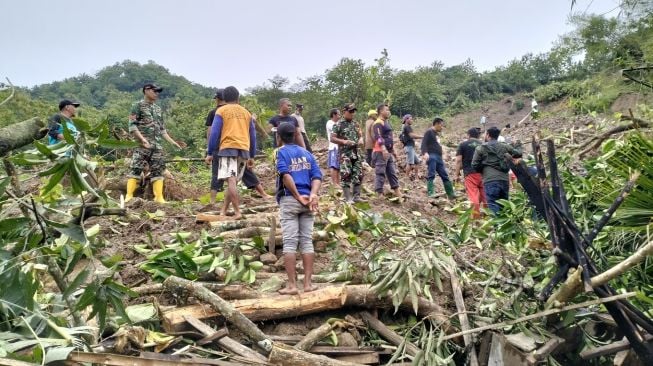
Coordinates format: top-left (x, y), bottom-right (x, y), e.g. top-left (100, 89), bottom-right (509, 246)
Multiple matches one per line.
top-left (330, 103), bottom-right (364, 203)
top-left (126, 83), bottom-right (185, 203)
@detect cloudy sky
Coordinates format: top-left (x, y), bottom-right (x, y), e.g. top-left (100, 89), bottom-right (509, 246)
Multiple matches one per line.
top-left (1, 0), bottom-right (620, 89)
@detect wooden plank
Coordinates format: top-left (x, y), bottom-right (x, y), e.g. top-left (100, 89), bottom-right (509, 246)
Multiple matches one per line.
top-left (66, 351), bottom-right (241, 366)
top-left (334, 353), bottom-right (379, 364)
top-left (448, 266), bottom-right (479, 366)
top-left (581, 334), bottom-right (653, 360)
top-left (197, 328), bottom-right (229, 346)
top-left (0, 358), bottom-right (39, 366)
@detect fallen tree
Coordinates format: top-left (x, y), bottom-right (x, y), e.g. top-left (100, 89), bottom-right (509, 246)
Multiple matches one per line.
top-left (0, 117), bottom-right (47, 156)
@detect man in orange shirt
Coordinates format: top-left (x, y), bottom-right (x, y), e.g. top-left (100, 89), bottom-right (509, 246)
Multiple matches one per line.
top-left (205, 86), bottom-right (256, 220)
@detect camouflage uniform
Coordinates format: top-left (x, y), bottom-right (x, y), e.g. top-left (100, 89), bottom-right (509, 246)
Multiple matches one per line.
top-left (331, 120), bottom-right (363, 187)
top-left (128, 100), bottom-right (166, 181)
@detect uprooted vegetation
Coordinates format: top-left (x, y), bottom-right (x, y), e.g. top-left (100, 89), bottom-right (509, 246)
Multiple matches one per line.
top-left (1, 96), bottom-right (653, 366)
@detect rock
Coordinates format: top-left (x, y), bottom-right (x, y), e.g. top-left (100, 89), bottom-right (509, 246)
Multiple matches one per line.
top-left (260, 253), bottom-right (278, 265)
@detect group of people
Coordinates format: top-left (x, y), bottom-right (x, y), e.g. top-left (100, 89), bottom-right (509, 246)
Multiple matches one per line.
top-left (46, 83), bottom-right (521, 295)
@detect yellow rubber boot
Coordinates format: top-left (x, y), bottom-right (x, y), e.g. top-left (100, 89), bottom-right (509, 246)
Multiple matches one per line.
top-left (153, 179), bottom-right (166, 203)
top-left (125, 178), bottom-right (139, 202)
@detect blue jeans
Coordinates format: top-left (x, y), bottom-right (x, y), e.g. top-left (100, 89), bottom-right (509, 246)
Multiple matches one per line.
top-left (484, 180), bottom-right (510, 214)
top-left (427, 153), bottom-right (450, 184)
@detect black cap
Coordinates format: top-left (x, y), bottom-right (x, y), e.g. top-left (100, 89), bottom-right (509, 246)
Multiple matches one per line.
top-left (296, 103), bottom-right (304, 109)
top-left (342, 103), bottom-right (357, 112)
top-left (213, 88), bottom-right (225, 100)
top-left (58, 99), bottom-right (80, 111)
top-left (142, 83), bottom-right (163, 93)
top-left (278, 122), bottom-right (296, 139)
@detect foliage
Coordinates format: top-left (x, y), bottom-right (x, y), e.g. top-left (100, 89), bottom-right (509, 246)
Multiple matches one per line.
top-left (137, 231), bottom-right (265, 284)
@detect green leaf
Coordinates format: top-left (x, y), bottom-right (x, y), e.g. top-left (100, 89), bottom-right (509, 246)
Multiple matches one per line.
top-left (41, 160), bottom-right (70, 195)
top-left (44, 219), bottom-right (87, 244)
top-left (0, 176), bottom-right (11, 198)
top-left (76, 282), bottom-right (99, 310)
top-left (33, 141), bottom-right (58, 160)
top-left (63, 268), bottom-right (91, 298)
top-left (0, 217), bottom-right (30, 232)
top-left (100, 254), bottom-right (123, 268)
top-left (71, 118), bottom-right (91, 132)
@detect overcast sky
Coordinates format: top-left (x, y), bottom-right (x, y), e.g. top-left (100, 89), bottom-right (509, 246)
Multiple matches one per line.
top-left (1, 0), bottom-right (620, 90)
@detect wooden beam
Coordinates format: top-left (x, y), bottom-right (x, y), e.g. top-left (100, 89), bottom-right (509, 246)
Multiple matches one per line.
top-left (360, 311), bottom-right (421, 357)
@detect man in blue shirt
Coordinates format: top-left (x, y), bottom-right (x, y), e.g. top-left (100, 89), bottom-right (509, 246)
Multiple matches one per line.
top-left (48, 99), bottom-right (80, 145)
top-left (275, 122), bottom-right (322, 295)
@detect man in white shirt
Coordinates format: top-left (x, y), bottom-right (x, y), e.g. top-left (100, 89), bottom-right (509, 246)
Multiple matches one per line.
top-left (325, 108), bottom-right (341, 186)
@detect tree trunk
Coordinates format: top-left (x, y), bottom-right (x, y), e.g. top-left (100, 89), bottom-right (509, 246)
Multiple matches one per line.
top-left (161, 285), bottom-right (452, 334)
top-left (162, 285), bottom-right (347, 333)
top-left (295, 322), bottom-right (338, 352)
top-left (360, 311), bottom-right (421, 357)
top-left (0, 117), bottom-right (47, 156)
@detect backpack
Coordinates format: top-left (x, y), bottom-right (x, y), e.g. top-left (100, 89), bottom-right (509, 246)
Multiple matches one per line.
top-left (399, 126), bottom-right (409, 146)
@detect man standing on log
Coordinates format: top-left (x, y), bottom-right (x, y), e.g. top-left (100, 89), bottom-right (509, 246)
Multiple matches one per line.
top-left (268, 98), bottom-right (305, 149)
top-left (126, 83), bottom-right (186, 203)
top-left (205, 86), bottom-right (257, 220)
top-left (275, 122), bottom-right (322, 295)
top-left (421, 117), bottom-right (455, 199)
top-left (205, 89), bottom-right (271, 204)
top-left (471, 126), bottom-right (520, 215)
top-left (331, 103), bottom-right (365, 203)
top-left (48, 99), bottom-right (80, 145)
top-left (291, 103), bottom-right (312, 153)
top-left (325, 108), bottom-right (341, 186)
top-left (453, 128), bottom-right (486, 218)
top-left (372, 103), bottom-right (402, 198)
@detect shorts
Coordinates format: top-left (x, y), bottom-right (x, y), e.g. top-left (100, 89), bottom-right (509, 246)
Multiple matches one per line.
top-left (327, 149), bottom-right (340, 170)
top-left (404, 145), bottom-right (419, 165)
top-left (216, 156), bottom-right (246, 181)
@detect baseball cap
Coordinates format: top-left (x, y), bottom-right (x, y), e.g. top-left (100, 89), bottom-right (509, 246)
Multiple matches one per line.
top-left (58, 99), bottom-right (80, 111)
top-left (278, 122), bottom-right (296, 139)
top-left (296, 103), bottom-right (304, 109)
top-left (213, 89), bottom-right (225, 100)
top-left (342, 103), bottom-right (357, 112)
top-left (367, 109), bottom-right (378, 117)
top-left (402, 114), bottom-right (412, 123)
top-left (142, 83), bottom-right (163, 93)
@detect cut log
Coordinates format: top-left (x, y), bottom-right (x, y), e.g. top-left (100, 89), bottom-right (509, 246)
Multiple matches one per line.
top-left (132, 283), bottom-right (259, 300)
top-left (295, 321), bottom-right (339, 351)
top-left (162, 285), bottom-right (452, 333)
top-left (184, 315), bottom-right (265, 362)
top-left (360, 311), bottom-right (420, 357)
top-left (268, 343), bottom-right (361, 366)
top-left (162, 276), bottom-right (271, 352)
top-left (447, 266), bottom-right (479, 366)
top-left (162, 285), bottom-right (347, 333)
top-left (0, 117), bottom-right (47, 156)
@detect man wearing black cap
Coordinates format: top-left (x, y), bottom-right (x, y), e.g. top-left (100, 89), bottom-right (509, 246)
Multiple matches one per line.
top-left (125, 83), bottom-right (186, 203)
top-left (330, 103), bottom-right (365, 203)
top-left (205, 89), bottom-right (271, 204)
top-left (453, 128), bottom-right (486, 218)
top-left (291, 103), bottom-right (312, 153)
top-left (48, 100), bottom-right (81, 145)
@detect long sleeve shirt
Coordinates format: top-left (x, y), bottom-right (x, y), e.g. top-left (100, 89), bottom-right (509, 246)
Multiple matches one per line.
top-left (420, 129), bottom-right (442, 156)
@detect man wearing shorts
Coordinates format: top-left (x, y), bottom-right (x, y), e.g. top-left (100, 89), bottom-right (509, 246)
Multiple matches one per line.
top-left (205, 86), bottom-right (256, 220)
top-left (275, 122), bottom-right (322, 295)
top-left (325, 108), bottom-right (341, 186)
top-left (401, 114), bottom-right (422, 180)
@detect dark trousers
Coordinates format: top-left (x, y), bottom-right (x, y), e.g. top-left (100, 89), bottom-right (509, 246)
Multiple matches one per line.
top-left (365, 149), bottom-right (373, 165)
top-left (426, 153), bottom-right (450, 184)
top-left (301, 132), bottom-right (312, 153)
top-left (484, 180), bottom-right (510, 215)
top-left (372, 152), bottom-right (399, 192)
